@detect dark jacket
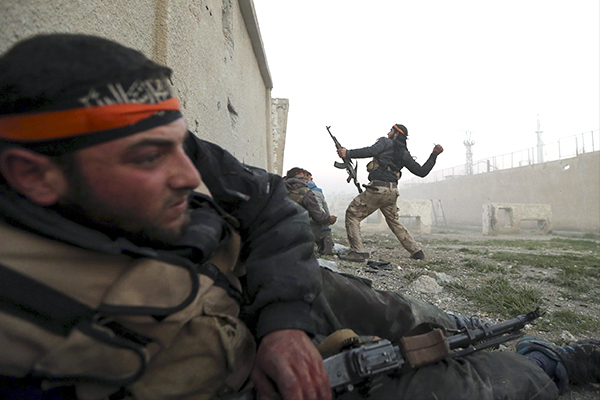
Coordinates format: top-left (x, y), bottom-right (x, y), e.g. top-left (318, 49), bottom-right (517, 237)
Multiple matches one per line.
top-left (181, 133), bottom-right (323, 337)
top-left (347, 136), bottom-right (438, 182)
top-left (283, 177), bottom-right (331, 225)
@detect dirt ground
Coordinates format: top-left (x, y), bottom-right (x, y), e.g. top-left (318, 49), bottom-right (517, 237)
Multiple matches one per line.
top-left (323, 225), bottom-right (600, 399)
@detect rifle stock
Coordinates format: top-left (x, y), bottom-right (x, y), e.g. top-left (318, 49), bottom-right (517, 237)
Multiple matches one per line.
top-left (326, 126), bottom-right (362, 193)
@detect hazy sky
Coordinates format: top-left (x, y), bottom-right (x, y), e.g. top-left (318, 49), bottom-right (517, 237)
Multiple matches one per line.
top-left (253, 1), bottom-right (600, 194)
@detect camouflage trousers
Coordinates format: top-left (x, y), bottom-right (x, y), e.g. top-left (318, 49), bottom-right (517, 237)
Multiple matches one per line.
top-left (345, 185), bottom-right (420, 256)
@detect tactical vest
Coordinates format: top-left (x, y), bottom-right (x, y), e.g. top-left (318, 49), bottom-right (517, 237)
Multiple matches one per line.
top-left (0, 182), bottom-right (255, 400)
top-left (287, 186), bottom-right (311, 205)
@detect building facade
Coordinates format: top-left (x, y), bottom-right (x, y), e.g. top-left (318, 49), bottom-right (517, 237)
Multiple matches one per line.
top-left (0, 0), bottom-right (287, 173)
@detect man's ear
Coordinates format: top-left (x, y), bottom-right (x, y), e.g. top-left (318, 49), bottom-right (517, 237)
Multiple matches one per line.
top-left (0, 148), bottom-right (68, 206)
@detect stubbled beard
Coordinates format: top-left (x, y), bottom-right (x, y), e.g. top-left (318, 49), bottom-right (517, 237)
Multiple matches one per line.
top-left (117, 211), bottom-right (191, 247)
top-left (54, 200), bottom-right (191, 247)
top-left (53, 159), bottom-right (190, 247)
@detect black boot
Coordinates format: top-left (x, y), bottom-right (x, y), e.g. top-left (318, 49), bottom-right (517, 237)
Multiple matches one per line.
top-left (410, 250), bottom-right (425, 260)
top-left (338, 251), bottom-right (369, 262)
top-left (320, 234), bottom-right (335, 255)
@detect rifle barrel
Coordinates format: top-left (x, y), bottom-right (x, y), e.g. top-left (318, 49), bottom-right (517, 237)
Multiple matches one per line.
top-left (446, 308), bottom-right (541, 350)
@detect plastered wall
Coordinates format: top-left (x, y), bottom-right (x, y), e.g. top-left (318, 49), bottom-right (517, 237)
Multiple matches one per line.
top-left (398, 151), bottom-right (600, 232)
top-left (0, 0), bottom-right (286, 172)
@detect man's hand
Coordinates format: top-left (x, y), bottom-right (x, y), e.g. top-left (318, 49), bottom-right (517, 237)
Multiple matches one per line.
top-left (432, 144), bottom-right (444, 155)
top-left (252, 329), bottom-right (331, 400)
top-left (328, 216), bottom-right (337, 225)
top-left (336, 148), bottom-right (347, 158)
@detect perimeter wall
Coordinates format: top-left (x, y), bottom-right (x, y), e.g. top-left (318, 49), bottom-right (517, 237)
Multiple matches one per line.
top-left (0, 0), bottom-right (287, 173)
top-left (398, 151), bottom-right (600, 232)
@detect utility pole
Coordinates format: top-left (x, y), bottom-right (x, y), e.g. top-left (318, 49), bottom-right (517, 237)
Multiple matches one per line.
top-left (464, 131), bottom-right (475, 175)
top-left (536, 115), bottom-right (544, 163)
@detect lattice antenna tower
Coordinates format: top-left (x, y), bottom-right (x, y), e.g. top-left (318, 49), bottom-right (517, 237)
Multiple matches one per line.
top-left (464, 131), bottom-right (475, 175)
top-left (536, 114), bottom-right (544, 163)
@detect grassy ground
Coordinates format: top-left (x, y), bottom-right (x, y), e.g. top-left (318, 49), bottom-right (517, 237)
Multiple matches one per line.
top-left (325, 225), bottom-right (600, 399)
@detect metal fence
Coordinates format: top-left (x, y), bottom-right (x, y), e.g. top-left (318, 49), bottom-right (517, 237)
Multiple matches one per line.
top-left (400, 129), bottom-right (600, 185)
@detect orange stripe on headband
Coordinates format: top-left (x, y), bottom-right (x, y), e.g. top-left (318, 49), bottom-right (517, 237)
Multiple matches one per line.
top-left (394, 124), bottom-right (405, 135)
top-left (0, 97), bottom-right (180, 142)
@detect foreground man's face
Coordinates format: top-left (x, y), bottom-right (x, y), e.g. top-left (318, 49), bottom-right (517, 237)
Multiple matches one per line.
top-left (62, 118), bottom-right (201, 242)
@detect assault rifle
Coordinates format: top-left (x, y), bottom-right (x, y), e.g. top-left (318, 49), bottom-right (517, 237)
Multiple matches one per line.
top-left (220, 308), bottom-right (542, 399)
top-left (326, 126), bottom-right (362, 193)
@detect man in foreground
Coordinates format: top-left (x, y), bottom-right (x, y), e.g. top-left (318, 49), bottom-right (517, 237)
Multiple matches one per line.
top-left (336, 125), bottom-right (442, 262)
top-left (0, 33), bottom-right (329, 400)
top-left (0, 34), bottom-right (598, 400)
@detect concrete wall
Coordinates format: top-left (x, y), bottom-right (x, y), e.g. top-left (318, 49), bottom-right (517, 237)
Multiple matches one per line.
top-left (270, 98), bottom-right (289, 176)
top-left (0, 0), bottom-right (286, 173)
top-left (398, 151), bottom-right (600, 232)
top-left (329, 194), bottom-right (432, 233)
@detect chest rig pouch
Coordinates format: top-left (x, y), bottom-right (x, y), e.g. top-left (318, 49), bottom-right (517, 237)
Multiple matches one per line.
top-left (0, 182), bottom-right (255, 400)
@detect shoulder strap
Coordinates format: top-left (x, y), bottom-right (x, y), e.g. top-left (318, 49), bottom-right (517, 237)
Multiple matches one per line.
top-left (196, 262), bottom-right (243, 304)
top-left (0, 262), bottom-right (95, 337)
top-left (0, 262), bottom-right (151, 347)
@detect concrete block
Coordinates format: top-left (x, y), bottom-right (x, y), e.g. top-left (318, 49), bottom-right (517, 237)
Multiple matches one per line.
top-left (483, 203), bottom-right (552, 235)
top-left (397, 199), bottom-right (432, 234)
top-left (330, 195), bottom-right (432, 233)
top-left (360, 199), bottom-right (431, 233)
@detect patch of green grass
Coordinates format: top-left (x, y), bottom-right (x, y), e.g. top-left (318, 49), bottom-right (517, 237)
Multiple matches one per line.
top-left (549, 237), bottom-right (600, 253)
top-left (445, 276), bottom-right (543, 317)
top-left (481, 239), bottom-right (540, 248)
top-left (583, 232), bottom-right (600, 240)
top-left (458, 247), bottom-right (483, 255)
top-left (489, 252), bottom-right (600, 270)
top-left (486, 251), bottom-right (599, 295)
top-left (537, 309), bottom-right (600, 336)
top-left (544, 264), bottom-right (599, 294)
top-left (443, 281), bottom-right (470, 293)
top-left (432, 237), bottom-right (600, 254)
top-left (435, 246), bottom-right (456, 252)
top-left (403, 271), bottom-right (424, 282)
top-left (462, 258), bottom-right (504, 273)
top-left (554, 289), bottom-right (593, 303)
top-left (426, 238), bottom-right (463, 245)
top-left (424, 260), bottom-right (455, 273)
